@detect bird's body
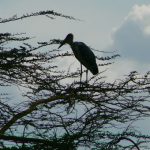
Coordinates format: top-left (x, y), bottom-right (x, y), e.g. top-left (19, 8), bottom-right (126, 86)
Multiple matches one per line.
top-left (58, 33), bottom-right (98, 82)
top-left (70, 41), bottom-right (98, 75)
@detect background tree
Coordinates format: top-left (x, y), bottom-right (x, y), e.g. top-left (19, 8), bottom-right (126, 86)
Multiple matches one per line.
top-left (0, 10), bottom-right (150, 150)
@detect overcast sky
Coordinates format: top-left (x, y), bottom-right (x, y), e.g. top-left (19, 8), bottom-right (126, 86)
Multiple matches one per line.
top-left (1, 0), bottom-right (150, 81)
top-left (1, 0), bottom-right (150, 142)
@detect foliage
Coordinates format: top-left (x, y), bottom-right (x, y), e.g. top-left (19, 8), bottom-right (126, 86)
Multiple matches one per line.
top-left (0, 10), bottom-right (150, 150)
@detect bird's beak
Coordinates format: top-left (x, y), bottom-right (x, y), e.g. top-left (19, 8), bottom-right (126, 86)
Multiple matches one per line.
top-left (58, 40), bottom-right (66, 49)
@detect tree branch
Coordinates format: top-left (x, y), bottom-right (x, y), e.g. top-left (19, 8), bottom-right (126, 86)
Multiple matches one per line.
top-left (0, 94), bottom-right (65, 134)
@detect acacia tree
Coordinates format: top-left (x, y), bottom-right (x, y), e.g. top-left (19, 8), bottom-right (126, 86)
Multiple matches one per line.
top-left (0, 11), bottom-right (150, 150)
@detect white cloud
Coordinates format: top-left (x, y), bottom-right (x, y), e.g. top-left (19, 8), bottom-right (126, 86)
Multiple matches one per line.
top-left (109, 4), bottom-right (150, 64)
top-left (127, 4), bottom-right (150, 21)
top-left (103, 4), bottom-right (150, 81)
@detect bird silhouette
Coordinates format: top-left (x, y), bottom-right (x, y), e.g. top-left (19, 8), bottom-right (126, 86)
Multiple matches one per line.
top-left (58, 33), bottom-right (98, 83)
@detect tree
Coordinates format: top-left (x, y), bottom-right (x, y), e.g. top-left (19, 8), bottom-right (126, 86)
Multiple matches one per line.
top-left (0, 10), bottom-right (150, 150)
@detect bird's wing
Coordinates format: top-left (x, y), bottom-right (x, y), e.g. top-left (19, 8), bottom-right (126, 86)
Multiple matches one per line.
top-left (75, 42), bottom-right (96, 64)
top-left (72, 42), bottom-right (98, 74)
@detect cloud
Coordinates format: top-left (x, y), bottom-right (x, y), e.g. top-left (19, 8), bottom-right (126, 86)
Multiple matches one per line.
top-left (109, 4), bottom-right (150, 64)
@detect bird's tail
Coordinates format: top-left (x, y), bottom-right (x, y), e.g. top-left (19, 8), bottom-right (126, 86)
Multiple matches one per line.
top-left (90, 65), bottom-right (98, 75)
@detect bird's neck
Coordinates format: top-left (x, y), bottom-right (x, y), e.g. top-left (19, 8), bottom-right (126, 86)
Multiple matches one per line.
top-left (67, 41), bottom-right (73, 47)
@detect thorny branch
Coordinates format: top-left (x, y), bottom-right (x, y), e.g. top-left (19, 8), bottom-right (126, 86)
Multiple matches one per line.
top-left (0, 11), bottom-right (150, 150)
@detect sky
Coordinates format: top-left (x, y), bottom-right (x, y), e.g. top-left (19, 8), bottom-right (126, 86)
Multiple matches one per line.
top-left (0, 0), bottom-right (150, 147)
top-left (1, 0), bottom-right (150, 80)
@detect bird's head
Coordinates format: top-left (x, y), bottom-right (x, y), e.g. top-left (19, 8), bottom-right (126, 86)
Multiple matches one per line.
top-left (58, 33), bottom-right (73, 48)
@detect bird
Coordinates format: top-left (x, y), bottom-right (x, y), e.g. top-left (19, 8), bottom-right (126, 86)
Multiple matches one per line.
top-left (58, 33), bottom-right (98, 83)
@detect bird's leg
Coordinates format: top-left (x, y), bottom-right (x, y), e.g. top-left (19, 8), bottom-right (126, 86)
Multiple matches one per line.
top-left (86, 69), bottom-right (88, 84)
top-left (80, 64), bottom-right (82, 85)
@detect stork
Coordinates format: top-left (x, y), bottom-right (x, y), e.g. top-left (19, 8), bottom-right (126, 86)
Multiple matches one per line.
top-left (58, 33), bottom-right (98, 83)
